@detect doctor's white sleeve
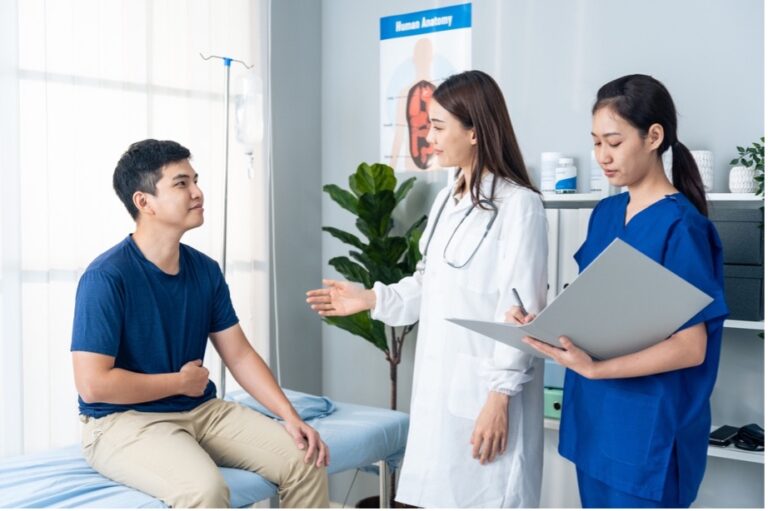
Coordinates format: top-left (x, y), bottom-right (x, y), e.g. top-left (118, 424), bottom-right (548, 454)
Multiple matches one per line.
top-left (486, 196), bottom-right (549, 396)
top-left (370, 271), bottom-right (423, 326)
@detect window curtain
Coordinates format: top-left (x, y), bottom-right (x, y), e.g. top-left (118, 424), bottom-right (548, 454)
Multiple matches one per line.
top-left (0, 0), bottom-right (271, 457)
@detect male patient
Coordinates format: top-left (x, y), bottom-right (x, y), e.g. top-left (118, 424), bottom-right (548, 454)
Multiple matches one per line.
top-left (71, 139), bottom-right (329, 508)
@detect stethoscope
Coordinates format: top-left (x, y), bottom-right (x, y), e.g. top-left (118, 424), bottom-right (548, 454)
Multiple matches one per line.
top-left (416, 191), bottom-right (498, 274)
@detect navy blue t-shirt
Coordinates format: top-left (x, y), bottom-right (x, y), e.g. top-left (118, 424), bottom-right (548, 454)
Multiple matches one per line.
top-left (71, 235), bottom-right (239, 418)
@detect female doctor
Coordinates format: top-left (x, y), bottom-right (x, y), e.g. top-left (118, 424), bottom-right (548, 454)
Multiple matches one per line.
top-left (514, 74), bottom-right (729, 508)
top-left (306, 70), bottom-right (548, 508)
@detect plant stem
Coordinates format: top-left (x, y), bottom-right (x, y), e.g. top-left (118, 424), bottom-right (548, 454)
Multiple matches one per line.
top-left (389, 326), bottom-right (398, 410)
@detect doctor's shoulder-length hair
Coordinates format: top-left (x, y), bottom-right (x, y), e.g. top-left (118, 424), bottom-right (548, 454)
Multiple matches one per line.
top-left (432, 69), bottom-right (540, 208)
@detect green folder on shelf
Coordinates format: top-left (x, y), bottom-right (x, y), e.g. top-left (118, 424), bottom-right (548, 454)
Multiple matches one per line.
top-left (448, 238), bottom-right (713, 360)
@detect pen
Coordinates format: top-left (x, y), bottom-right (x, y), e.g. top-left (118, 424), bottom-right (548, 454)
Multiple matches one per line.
top-left (511, 288), bottom-right (528, 316)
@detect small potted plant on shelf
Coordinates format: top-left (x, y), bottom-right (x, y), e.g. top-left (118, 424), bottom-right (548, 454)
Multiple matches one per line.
top-left (728, 137), bottom-right (764, 194)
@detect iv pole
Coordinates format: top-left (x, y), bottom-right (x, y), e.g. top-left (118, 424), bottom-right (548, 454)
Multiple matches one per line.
top-left (200, 53), bottom-right (252, 398)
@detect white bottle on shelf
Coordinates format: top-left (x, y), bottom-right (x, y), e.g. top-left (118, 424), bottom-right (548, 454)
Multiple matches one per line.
top-left (540, 152), bottom-right (562, 193)
top-left (555, 157), bottom-right (577, 194)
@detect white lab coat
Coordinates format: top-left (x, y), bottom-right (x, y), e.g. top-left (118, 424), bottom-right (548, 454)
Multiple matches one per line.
top-left (372, 174), bottom-right (547, 508)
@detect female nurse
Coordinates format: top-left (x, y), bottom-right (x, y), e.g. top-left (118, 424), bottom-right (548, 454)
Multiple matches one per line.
top-left (307, 70), bottom-right (548, 507)
top-left (513, 74), bottom-right (729, 508)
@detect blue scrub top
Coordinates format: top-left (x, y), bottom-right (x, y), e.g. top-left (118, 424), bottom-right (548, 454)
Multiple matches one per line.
top-left (558, 192), bottom-right (729, 505)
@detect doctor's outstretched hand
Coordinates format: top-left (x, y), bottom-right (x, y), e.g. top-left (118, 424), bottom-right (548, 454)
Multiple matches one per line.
top-left (306, 279), bottom-right (376, 317)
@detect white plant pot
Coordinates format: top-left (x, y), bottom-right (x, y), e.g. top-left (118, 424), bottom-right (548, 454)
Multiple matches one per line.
top-left (728, 165), bottom-right (757, 193)
top-left (691, 150), bottom-right (714, 192)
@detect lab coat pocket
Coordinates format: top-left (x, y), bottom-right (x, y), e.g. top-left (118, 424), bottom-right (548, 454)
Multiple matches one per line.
top-left (447, 353), bottom-right (489, 419)
top-left (598, 389), bottom-right (660, 466)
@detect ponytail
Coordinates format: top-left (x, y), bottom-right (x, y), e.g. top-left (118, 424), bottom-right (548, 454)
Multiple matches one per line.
top-left (671, 141), bottom-right (708, 216)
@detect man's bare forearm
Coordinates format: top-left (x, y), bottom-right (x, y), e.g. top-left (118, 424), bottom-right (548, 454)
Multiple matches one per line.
top-left (228, 350), bottom-right (301, 422)
top-left (78, 368), bottom-right (182, 404)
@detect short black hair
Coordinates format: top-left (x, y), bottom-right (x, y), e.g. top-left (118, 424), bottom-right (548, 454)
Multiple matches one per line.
top-left (113, 139), bottom-right (191, 219)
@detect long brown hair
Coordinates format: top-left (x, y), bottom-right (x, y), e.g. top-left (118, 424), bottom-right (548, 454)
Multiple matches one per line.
top-left (432, 70), bottom-right (539, 207)
top-left (593, 74), bottom-right (708, 216)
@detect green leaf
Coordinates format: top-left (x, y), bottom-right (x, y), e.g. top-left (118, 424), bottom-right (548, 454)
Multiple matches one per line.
top-left (737, 146), bottom-right (745, 153)
top-left (355, 217), bottom-right (376, 240)
top-left (753, 142), bottom-right (763, 151)
top-left (366, 237), bottom-right (409, 266)
top-left (352, 250), bottom-right (406, 284)
top-left (404, 214), bottom-right (428, 240)
top-left (369, 163), bottom-right (397, 192)
top-left (394, 177), bottom-right (417, 205)
top-left (322, 227), bottom-right (367, 251)
top-left (730, 158), bottom-right (740, 165)
top-left (741, 158), bottom-right (750, 167)
top-left (402, 215), bottom-right (427, 272)
top-left (323, 184), bottom-right (358, 215)
top-left (349, 163), bottom-right (373, 197)
top-left (324, 313), bottom-right (388, 352)
top-left (348, 250), bottom-right (367, 267)
top-left (328, 256), bottom-right (372, 287)
top-left (349, 162), bottom-right (397, 197)
top-left (357, 191), bottom-right (396, 238)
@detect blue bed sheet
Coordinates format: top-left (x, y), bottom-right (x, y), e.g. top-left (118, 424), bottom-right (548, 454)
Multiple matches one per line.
top-left (0, 393), bottom-right (408, 508)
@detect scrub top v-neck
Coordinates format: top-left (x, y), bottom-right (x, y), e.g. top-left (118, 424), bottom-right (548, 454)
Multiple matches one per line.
top-left (558, 192), bottom-right (729, 505)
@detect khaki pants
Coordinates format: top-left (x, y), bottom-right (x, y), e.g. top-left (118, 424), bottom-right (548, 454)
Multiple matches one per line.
top-left (81, 399), bottom-right (329, 508)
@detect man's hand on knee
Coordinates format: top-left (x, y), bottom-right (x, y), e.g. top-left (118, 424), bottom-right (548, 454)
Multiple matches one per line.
top-left (283, 420), bottom-right (330, 468)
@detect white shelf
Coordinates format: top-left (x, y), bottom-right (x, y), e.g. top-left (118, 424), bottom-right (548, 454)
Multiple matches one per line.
top-left (724, 319), bottom-right (764, 331)
top-left (706, 193), bottom-right (763, 202)
top-left (543, 192), bottom-right (764, 209)
top-left (543, 419), bottom-right (764, 464)
top-left (707, 443), bottom-right (764, 464)
top-left (542, 193), bottom-right (603, 209)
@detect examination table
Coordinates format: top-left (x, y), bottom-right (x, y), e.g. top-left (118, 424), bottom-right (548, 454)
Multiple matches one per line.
top-left (0, 390), bottom-right (408, 508)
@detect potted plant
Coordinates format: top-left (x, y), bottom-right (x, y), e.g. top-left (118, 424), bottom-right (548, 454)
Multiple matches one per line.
top-left (322, 162), bottom-right (426, 508)
top-left (322, 162), bottom-right (426, 411)
top-left (729, 137), bottom-right (764, 194)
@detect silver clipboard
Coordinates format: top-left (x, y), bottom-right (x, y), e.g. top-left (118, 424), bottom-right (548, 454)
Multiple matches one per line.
top-left (448, 238), bottom-right (713, 360)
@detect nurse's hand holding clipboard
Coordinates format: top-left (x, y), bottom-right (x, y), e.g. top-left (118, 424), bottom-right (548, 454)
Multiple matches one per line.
top-left (504, 306), bottom-right (597, 379)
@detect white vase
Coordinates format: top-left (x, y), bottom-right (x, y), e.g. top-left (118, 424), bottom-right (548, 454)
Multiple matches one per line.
top-left (691, 150), bottom-right (714, 192)
top-left (728, 165), bottom-right (757, 193)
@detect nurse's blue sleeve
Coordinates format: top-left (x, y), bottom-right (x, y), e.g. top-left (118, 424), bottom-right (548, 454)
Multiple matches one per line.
top-left (664, 220), bottom-right (729, 330)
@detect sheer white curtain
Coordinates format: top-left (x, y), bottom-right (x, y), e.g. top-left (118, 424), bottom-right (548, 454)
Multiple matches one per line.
top-left (0, 0), bottom-right (271, 457)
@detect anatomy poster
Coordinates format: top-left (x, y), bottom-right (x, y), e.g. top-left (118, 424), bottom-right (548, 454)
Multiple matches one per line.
top-left (380, 3), bottom-right (471, 172)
